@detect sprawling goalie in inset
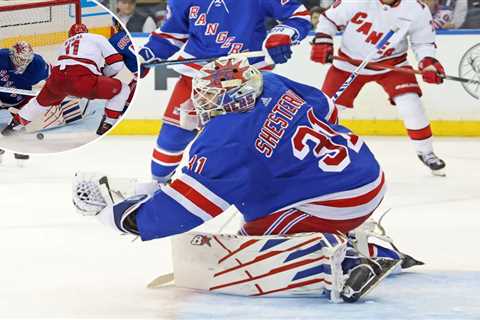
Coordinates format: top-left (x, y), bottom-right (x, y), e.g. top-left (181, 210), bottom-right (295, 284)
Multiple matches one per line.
top-left (73, 57), bottom-right (422, 303)
top-left (0, 40), bottom-right (87, 158)
top-left (2, 23), bottom-right (130, 136)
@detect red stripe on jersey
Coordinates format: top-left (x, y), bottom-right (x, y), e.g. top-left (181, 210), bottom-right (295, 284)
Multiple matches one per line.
top-left (170, 179), bottom-right (224, 217)
top-left (312, 173), bottom-right (385, 208)
top-left (407, 126), bottom-right (432, 140)
top-left (152, 149), bottom-right (183, 164)
top-left (293, 10), bottom-right (311, 17)
top-left (269, 210), bottom-right (303, 235)
top-left (105, 53), bottom-right (123, 65)
top-left (152, 32), bottom-right (188, 42)
top-left (58, 55), bottom-right (101, 73)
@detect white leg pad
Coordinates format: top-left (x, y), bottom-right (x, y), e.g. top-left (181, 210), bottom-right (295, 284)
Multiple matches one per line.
top-left (168, 232), bottom-right (347, 302)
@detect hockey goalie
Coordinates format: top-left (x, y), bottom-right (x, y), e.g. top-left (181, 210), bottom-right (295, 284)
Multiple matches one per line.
top-left (0, 41), bottom-right (90, 138)
top-left (2, 23), bottom-right (130, 136)
top-left (73, 57), bottom-right (422, 303)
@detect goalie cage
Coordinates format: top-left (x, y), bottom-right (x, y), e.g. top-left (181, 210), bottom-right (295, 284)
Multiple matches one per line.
top-left (0, 0), bottom-right (82, 64)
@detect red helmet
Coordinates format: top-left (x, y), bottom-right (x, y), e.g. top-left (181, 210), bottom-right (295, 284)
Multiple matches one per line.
top-left (68, 23), bottom-right (88, 37)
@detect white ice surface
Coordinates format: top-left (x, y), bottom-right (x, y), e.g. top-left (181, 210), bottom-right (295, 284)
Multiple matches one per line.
top-left (0, 136), bottom-right (479, 319)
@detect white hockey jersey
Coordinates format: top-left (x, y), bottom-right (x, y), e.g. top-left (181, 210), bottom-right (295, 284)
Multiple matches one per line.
top-left (55, 33), bottom-right (124, 76)
top-left (316, 0), bottom-right (437, 75)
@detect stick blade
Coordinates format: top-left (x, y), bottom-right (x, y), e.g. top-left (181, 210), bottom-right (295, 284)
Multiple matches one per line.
top-left (147, 273), bottom-right (175, 289)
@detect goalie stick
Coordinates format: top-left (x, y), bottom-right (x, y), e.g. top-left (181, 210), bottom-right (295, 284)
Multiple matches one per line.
top-left (146, 210), bottom-right (238, 289)
top-left (0, 86), bottom-right (39, 97)
top-left (142, 51), bottom-right (266, 68)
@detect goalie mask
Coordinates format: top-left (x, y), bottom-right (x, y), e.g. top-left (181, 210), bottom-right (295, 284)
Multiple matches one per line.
top-left (9, 41), bottom-right (34, 74)
top-left (191, 57), bottom-right (263, 126)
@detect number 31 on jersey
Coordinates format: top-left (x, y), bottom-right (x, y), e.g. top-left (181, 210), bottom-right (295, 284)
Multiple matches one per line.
top-left (291, 108), bottom-right (363, 172)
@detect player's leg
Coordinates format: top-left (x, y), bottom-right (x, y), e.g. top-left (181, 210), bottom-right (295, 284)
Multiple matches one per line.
top-left (151, 76), bottom-right (197, 182)
top-left (321, 65), bottom-right (369, 109)
top-left (91, 77), bottom-right (130, 135)
top-left (377, 68), bottom-right (446, 175)
top-left (65, 72), bottom-right (129, 135)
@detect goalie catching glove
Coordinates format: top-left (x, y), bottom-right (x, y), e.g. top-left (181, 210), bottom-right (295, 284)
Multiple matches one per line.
top-left (72, 172), bottom-right (160, 235)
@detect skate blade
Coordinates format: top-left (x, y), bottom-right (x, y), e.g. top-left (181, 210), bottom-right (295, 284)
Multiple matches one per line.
top-left (431, 169), bottom-right (446, 177)
top-left (361, 259), bottom-right (402, 300)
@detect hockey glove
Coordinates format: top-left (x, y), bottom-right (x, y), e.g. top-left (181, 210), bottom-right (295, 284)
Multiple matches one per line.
top-left (264, 34), bottom-right (293, 65)
top-left (311, 33), bottom-right (334, 64)
top-left (419, 57), bottom-right (446, 84)
top-left (138, 47), bottom-right (157, 78)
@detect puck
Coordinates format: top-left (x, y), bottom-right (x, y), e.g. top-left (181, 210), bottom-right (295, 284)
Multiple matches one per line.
top-left (36, 133), bottom-right (44, 140)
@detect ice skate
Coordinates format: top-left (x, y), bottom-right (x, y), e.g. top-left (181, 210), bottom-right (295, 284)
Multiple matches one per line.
top-left (1, 117), bottom-right (25, 137)
top-left (96, 115), bottom-right (113, 135)
top-left (417, 152), bottom-right (446, 177)
top-left (341, 258), bottom-right (401, 303)
top-left (14, 153), bottom-right (30, 168)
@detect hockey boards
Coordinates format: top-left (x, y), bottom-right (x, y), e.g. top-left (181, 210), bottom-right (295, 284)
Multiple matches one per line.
top-left (148, 232), bottom-right (348, 302)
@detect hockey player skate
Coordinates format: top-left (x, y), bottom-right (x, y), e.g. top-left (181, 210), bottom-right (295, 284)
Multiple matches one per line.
top-left (417, 152), bottom-right (446, 177)
top-left (96, 115), bottom-right (113, 135)
top-left (341, 257), bottom-right (401, 303)
top-left (14, 153), bottom-right (29, 167)
top-left (1, 114), bottom-right (25, 136)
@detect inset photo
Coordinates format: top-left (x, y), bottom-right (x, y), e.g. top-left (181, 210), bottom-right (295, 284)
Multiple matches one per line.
top-left (0, 0), bottom-right (138, 153)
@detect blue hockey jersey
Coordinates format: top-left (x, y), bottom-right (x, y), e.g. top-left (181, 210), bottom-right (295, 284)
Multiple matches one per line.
top-left (136, 73), bottom-right (386, 241)
top-left (0, 49), bottom-right (49, 107)
top-left (144, 0), bottom-right (311, 75)
top-left (109, 31), bottom-right (138, 75)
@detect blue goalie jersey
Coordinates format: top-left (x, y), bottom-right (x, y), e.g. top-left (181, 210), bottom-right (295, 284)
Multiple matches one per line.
top-left (136, 73), bottom-right (386, 241)
top-left (0, 49), bottom-right (49, 107)
top-left (144, 0), bottom-right (311, 75)
top-left (109, 31), bottom-right (138, 75)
